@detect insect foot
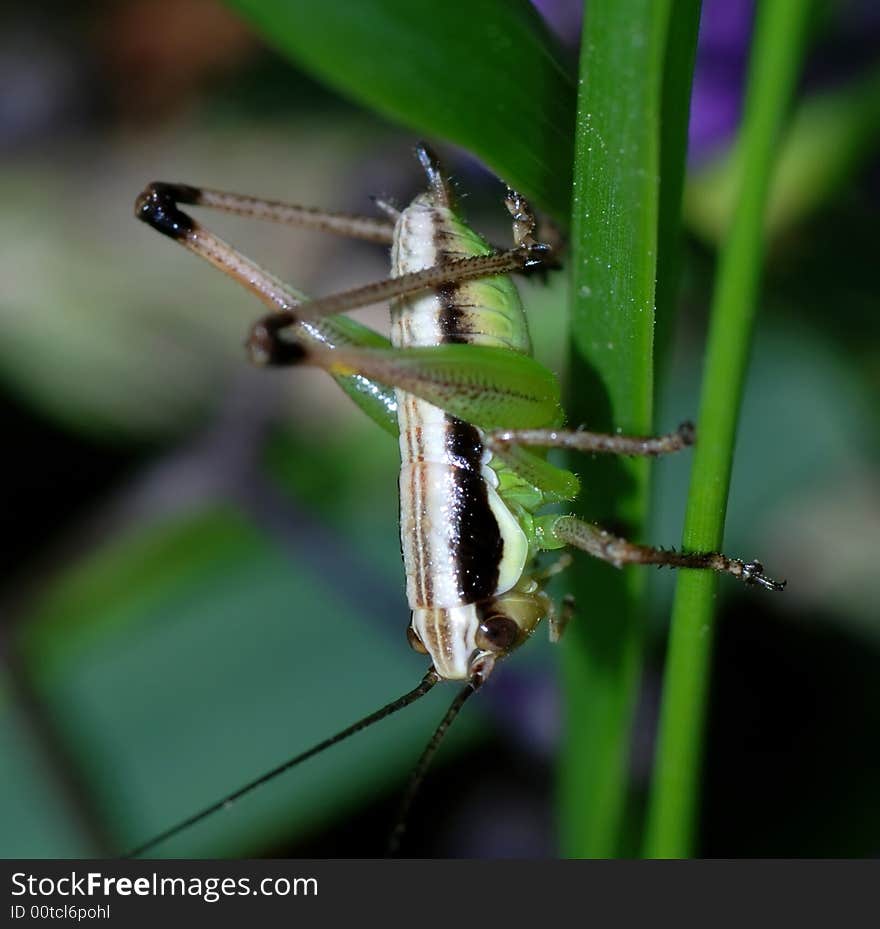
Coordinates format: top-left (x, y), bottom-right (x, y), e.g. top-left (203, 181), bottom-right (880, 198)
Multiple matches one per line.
top-left (740, 560), bottom-right (787, 591)
top-left (516, 240), bottom-right (556, 273)
top-left (504, 187), bottom-right (538, 245)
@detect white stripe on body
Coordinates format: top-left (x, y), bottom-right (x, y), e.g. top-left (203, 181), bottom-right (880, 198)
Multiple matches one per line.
top-left (391, 199), bottom-right (526, 605)
top-left (390, 197), bottom-right (529, 679)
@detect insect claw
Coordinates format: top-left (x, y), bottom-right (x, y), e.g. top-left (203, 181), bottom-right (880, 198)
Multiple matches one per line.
top-left (518, 241), bottom-right (555, 272)
top-left (741, 560), bottom-right (787, 591)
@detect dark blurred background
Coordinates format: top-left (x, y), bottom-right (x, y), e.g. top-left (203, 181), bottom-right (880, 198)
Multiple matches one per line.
top-left (1, 0), bottom-right (878, 858)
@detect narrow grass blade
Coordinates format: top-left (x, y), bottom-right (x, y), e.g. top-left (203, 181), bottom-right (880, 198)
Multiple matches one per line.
top-left (643, 0), bottom-right (814, 859)
top-left (560, 0), bottom-right (686, 858)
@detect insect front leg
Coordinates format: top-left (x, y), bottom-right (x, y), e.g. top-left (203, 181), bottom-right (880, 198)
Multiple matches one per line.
top-left (545, 515), bottom-right (786, 592)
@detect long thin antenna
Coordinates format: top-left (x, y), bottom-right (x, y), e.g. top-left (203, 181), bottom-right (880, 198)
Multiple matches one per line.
top-left (126, 667), bottom-right (440, 858)
top-left (387, 675), bottom-right (482, 856)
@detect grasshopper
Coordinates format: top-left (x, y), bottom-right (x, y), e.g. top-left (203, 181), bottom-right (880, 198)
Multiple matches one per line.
top-left (130, 144), bottom-right (783, 856)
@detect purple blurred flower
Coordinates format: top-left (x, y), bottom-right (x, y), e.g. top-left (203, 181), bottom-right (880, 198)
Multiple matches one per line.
top-left (530, 0), bottom-right (582, 44)
top-left (533, 0), bottom-right (880, 165)
top-left (688, 0), bottom-right (754, 163)
top-left (531, 0), bottom-right (755, 163)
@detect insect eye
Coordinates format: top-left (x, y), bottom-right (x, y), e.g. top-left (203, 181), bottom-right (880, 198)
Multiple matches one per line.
top-left (407, 626), bottom-right (429, 655)
top-left (476, 614), bottom-right (519, 653)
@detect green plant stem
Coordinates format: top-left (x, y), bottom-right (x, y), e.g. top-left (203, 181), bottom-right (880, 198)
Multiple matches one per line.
top-left (560, 0), bottom-right (671, 858)
top-left (643, 0), bottom-right (813, 858)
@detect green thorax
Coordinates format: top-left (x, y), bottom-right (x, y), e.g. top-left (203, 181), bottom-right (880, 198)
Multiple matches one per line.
top-left (391, 193), bottom-right (532, 356)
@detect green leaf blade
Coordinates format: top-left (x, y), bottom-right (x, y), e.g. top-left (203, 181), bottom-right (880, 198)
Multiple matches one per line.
top-left (561, 0), bottom-right (686, 859)
top-left (226, 0), bottom-right (577, 219)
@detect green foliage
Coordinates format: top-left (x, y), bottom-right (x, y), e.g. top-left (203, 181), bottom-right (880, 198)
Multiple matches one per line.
top-left (10, 500), bottom-right (470, 856)
top-left (226, 0), bottom-right (576, 219)
top-left (5, 0), bottom-right (876, 861)
top-left (685, 64), bottom-right (880, 241)
top-left (560, 0), bottom-right (701, 858)
top-left (644, 0), bottom-right (814, 858)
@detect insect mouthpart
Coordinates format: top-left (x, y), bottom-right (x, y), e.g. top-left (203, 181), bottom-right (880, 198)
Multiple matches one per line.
top-left (410, 594), bottom-right (548, 682)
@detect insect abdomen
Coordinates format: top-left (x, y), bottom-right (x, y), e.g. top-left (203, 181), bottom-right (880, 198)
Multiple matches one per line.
top-left (391, 194), bottom-right (529, 614)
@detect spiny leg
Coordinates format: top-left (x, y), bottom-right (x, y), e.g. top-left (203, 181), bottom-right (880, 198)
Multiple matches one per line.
top-left (137, 183), bottom-right (310, 314)
top-left (134, 182), bottom-right (403, 314)
top-left (242, 178), bottom-right (554, 357)
top-left (486, 421), bottom-right (695, 458)
top-left (247, 240), bottom-right (553, 342)
top-left (136, 181), bottom-right (395, 245)
top-left (135, 185), bottom-right (403, 432)
top-left (237, 144), bottom-right (552, 341)
top-left (549, 515), bottom-right (785, 591)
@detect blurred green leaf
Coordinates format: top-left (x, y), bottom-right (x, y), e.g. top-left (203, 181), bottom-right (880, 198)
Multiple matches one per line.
top-left (11, 506), bottom-right (470, 856)
top-left (0, 125), bottom-right (388, 442)
top-left (0, 677), bottom-right (91, 857)
top-left (685, 66), bottom-right (880, 243)
top-left (651, 320), bottom-right (880, 638)
top-left (226, 0), bottom-right (577, 219)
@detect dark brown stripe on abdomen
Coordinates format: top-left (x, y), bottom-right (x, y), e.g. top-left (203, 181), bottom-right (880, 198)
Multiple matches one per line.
top-left (444, 418), bottom-right (503, 602)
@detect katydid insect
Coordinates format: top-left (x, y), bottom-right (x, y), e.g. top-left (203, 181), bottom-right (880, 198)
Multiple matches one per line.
top-left (130, 143), bottom-right (784, 856)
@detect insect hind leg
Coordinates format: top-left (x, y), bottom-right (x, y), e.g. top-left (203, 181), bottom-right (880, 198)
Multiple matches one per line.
top-left (136, 181), bottom-right (396, 244)
top-left (247, 243), bottom-right (555, 363)
top-left (549, 515), bottom-right (786, 592)
top-left (134, 180), bottom-right (400, 314)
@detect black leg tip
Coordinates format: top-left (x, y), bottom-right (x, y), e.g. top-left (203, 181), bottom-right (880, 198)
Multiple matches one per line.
top-left (135, 182), bottom-right (201, 240)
